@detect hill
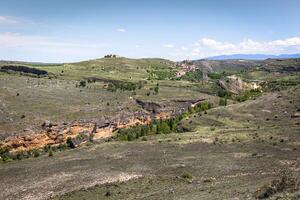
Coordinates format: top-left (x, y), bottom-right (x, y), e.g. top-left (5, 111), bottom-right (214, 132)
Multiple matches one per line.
top-left (0, 56), bottom-right (299, 200)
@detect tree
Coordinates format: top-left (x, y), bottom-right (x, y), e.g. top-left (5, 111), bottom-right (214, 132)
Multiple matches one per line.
top-left (154, 83), bottom-right (159, 94)
top-left (169, 118), bottom-right (177, 131)
top-left (48, 149), bottom-right (53, 157)
top-left (66, 137), bottom-right (76, 149)
top-left (79, 80), bottom-right (86, 87)
top-left (160, 121), bottom-right (171, 134)
top-left (219, 98), bottom-right (227, 106)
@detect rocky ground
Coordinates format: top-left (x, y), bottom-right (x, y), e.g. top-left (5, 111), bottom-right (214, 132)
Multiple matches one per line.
top-left (0, 58), bottom-right (299, 200)
top-left (0, 86), bottom-right (299, 200)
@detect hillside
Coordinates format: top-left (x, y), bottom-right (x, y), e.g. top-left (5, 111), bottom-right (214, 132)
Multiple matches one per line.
top-left (0, 57), bottom-right (299, 200)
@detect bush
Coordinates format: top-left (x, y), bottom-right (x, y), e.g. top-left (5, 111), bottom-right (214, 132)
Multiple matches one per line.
top-left (147, 69), bottom-right (176, 80)
top-left (66, 137), bottom-right (76, 149)
top-left (180, 69), bottom-right (203, 82)
top-left (154, 84), bottom-right (159, 94)
top-left (33, 149), bottom-right (40, 157)
top-left (181, 171), bottom-right (193, 180)
top-left (57, 144), bottom-right (68, 151)
top-left (218, 89), bottom-right (231, 98)
top-left (107, 81), bottom-right (143, 92)
top-left (236, 89), bottom-right (261, 102)
top-left (48, 149), bottom-right (54, 157)
top-left (78, 80), bottom-right (86, 87)
top-left (43, 145), bottom-right (51, 152)
top-left (115, 102), bottom-right (213, 141)
top-left (127, 134), bottom-right (134, 141)
top-left (219, 98), bottom-right (227, 106)
top-left (2, 155), bottom-right (12, 162)
top-left (157, 121), bottom-right (171, 134)
top-left (13, 152), bottom-right (24, 160)
top-left (208, 72), bottom-right (222, 79)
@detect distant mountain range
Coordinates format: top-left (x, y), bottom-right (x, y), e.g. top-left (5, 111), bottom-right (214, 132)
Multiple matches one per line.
top-left (205, 54), bottom-right (300, 60)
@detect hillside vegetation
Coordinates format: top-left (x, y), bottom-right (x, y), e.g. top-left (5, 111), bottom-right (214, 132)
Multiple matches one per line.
top-left (0, 57), bottom-right (299, 200)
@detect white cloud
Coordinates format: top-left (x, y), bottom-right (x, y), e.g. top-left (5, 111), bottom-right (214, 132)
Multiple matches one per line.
top-left (0, 16), bottom-right (17, 25)
top-left (163, 44), bottom-right (175, 48)
top-left (0, 32), bottom-right (110, 62)
top-left (269, 37), bottom-right (300, 46)
top-left (167, 37), bottom-right (300, 60)
top-left (0, 32), bottom-right (47, 47)
top-left (180, 47), bottom-right (188, 51)
top-left (0, 32), bottom-right (107, 49)
top-left (116, 28), bottom-right (127, 32)
top-left (198, 38), bottom-right (235, 51)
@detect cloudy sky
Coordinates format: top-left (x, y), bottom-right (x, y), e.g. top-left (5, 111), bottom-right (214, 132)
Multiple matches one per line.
top-left (0, 0), bottom-right (300, 62)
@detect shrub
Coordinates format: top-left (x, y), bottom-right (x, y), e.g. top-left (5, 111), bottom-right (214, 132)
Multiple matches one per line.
top-left (48, 149), bottom-right (54, 157)
top-left (33, 149), bottom-right (40, 157)
top-left (78, 80), bottom-right (86, 87)
top-left (180, 69), bottom-right (203, 82)
top-left (127, 134), bottom-right (134, 141)
top-left (208, 72), bottom-right (222, 79)
top-left (57, 144), bottom-right (68, 151)
top-left (218, 89), bottom-right (231, 98)
top-left (115, 102), bottom-right (213, 141)
top-left (43, 145), bottom-right (51, 152)
top-left (1, 154), bottom-right (13, 162)
top-left (154, 84), bottom-right (159, 94)
top-left (66, 137), bottom-right (76, 149)
top-left (107, 81), bottom-right (143, 92)
top-left (13, 152), bottom-right (24, 160)
top-left (180, 171), bottom-right (193, 180)
top-left (147, 69), bottom-right (176, 80)
top-left (236, 89), bottom-right (261, 102)
top-left (219, 98), bottom-right (227, 106)
top-left (158, 121), bottom-right (171, 134)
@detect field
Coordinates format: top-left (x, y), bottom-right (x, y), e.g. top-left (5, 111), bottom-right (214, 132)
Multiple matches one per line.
top-left (0, 57), bottom-right (299, 200)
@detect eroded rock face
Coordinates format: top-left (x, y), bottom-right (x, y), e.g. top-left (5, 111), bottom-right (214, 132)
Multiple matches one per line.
top-left (0, 111), bottom-right (165, 152)
top-left (218, 75), bottom-right (260, 94)
top-left (2, 122), bottom-right (96, 152)
top-left (0, 98), bottom-right (202, 153)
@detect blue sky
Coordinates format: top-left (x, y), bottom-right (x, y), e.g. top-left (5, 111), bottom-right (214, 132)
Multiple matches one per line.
top-left (0, 0), bottom-right (300, 62)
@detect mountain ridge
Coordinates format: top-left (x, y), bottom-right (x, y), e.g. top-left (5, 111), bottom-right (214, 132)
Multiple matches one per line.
top-left (205, 53), bottom-right (300, 60)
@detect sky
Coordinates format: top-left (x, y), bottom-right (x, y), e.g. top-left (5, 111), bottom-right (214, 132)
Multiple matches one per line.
top-left (0, 0), bottom-right (300, 62)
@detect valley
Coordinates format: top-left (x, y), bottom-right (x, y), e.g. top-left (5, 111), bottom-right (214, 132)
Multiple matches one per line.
top-left (0, 57), bottom-right (299, 200)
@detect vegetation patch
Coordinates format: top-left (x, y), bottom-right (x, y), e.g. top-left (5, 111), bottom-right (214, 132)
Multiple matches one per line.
top-left (179, 69), bottom-right (203, 82)
top-left (0, 65), bottom-right (48, 76)
top-left (208, 72), bottom-right (223, 80)
top-left (107, 80), bottom-right (144, 92)
top-left (116, 102), bottom-right (212, 141)
top-left (262, 75), bottom-right (300, 91)
top-left (236, 89), bottom-right (262, 102)
top-left (147, 69), bottom-right (176, 80)
top-left (180, 171), bottom-right (193, 180)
